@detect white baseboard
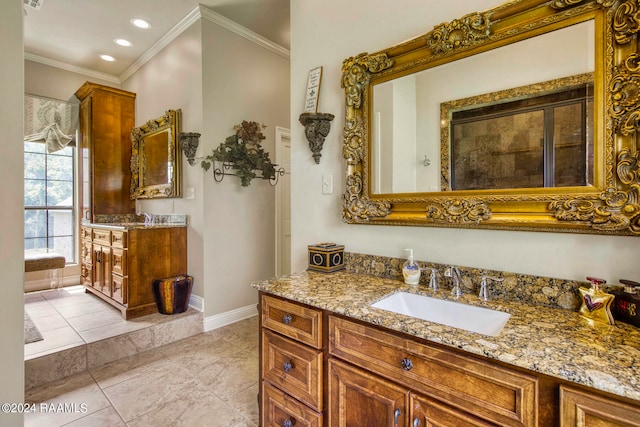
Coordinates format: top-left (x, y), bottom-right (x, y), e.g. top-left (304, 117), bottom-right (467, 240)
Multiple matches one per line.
top-left (188, 293), bottom-right (204, 312)
top-left (203, 304), bottom-right (258, 332)
top-left (24, 274), bottom-right (81, 293)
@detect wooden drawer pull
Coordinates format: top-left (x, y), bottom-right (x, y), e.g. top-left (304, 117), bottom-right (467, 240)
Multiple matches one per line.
top-left (401, 357), bottom-right (413, 371)
top-left (283, 314), bottom-right (293, 324)
top-left (283, 360), bottom-right (294, 373)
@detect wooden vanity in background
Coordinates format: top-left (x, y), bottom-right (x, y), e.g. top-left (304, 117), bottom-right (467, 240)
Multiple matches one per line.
top-left (81, 224), bottom-right (187, 319)
top-left (75, 81), bottom-right (188, 319)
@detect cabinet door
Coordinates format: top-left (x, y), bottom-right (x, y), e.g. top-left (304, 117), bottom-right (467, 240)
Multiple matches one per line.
top-left (329, 359), bottom-right (408, 427)
top-left (560, 386), bottom-right (640, 426)
top-left (410, 392), bottom-right (497, 427)
top-left (92, 245), bottom-right (111, 296)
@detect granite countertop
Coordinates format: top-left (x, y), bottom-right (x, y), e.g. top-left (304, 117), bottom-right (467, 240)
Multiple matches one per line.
top-left (83, 222), bottom-right (186, 230)
top-left (252, 270), bottom-right (640, 401)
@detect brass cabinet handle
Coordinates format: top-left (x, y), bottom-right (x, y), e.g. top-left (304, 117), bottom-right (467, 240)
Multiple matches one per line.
top-left (401, 357), bottom-right (413, 371)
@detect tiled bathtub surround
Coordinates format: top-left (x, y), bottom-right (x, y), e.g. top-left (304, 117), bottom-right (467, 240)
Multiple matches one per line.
top-left (345, 252), bottom-right (585, 310)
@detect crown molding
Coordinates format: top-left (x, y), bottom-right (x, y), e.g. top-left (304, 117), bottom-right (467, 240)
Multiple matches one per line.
top-left (24, 52), bottom-right (121, 84)
top-left (27, 5), bottom-right (290, 85)
top-left (119, 6), bottom-right (202, 83)
top-left (198, 5), bottom-right (290, 60)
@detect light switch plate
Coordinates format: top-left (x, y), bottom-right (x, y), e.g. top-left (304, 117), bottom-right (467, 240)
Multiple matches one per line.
top-left (186, 187), bottom-right (195, 199)
top-left (322, 174), bottom-right (333, 195)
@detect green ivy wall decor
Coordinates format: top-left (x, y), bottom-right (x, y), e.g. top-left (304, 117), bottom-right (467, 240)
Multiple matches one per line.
top-left (201, 121), bottom-right (281, 187)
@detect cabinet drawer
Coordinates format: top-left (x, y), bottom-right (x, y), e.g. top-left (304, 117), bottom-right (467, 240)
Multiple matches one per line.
top-left (261, 382), bottom-right (322, 427)
top-left (110, 274), bottom-right (127, 304)
top-left (560, 386), bottom-right (640, 426)
top-left (81, 227), bottom-right (92, 240)
top-left (111, 230), bottom-right (127, 248)
top-left (92, 228), bottom-right (111, 246)
top-left (329, 316), bottom-right (537, 427)
top-left (262, 329), bottom-right (323, 411)
top-left (261, 295), bottom-right (323, 349)
top-left (111, 248), bottom-right (127, 276)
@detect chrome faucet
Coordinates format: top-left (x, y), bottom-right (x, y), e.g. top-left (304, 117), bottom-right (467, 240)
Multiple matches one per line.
top-left (478, 275), bottom-right (504, 302)
top-left (444, 266), bottom-right (462, 298)
top-left (427, 268), bottom-right (439, 292)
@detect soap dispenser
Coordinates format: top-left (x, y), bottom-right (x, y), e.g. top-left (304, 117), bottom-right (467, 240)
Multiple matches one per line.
top-left (402, 249), bottom-right (421, 285)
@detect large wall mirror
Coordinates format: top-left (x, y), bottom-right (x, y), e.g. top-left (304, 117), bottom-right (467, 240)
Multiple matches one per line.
top-left (342, 0), bottom-right (640, 235)
top-left (131, 109), bottom-right (182, 199)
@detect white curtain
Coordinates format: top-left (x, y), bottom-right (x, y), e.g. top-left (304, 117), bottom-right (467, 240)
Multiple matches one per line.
top-left (24, 94), bottom-right (79, 153)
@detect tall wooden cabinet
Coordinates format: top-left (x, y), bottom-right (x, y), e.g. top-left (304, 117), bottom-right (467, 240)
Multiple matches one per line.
top-left (74, 82), bottom-right (136, 222)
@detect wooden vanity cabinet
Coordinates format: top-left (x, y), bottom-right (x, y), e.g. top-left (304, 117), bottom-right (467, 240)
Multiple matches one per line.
top-left (260, 295), bottom-right (324, 426)
top-left (75, 82), bottom-right (136, 222)
top-left (560, 386), bottom-right (640, 426)
top-left (258, 293), bottom-right (640, 427)
top-left (81, 225), bottom-right (187, 319)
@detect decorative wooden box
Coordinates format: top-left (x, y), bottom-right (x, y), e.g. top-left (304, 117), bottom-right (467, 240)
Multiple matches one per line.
top-left (308, 243), bottom-right (345, 273)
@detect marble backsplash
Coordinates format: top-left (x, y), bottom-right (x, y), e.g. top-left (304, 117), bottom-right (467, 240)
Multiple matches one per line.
top-left (344, 252), bottom-right (587, 310)
top-left (90, 213), bottom-right (187, 225)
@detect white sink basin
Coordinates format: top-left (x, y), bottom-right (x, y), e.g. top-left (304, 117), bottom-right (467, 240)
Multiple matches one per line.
top-left (370, 292), bottom-right (511, 337)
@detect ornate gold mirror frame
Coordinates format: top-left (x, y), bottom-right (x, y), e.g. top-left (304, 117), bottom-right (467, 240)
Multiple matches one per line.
top-left (130, 109), bottom-right (182, 199)
top-left (342, 0), bottom-right (640, 235)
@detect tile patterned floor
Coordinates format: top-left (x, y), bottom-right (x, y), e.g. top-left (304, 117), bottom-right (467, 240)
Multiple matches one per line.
top-left (23, 286), bottom-right (258, 425)
top-left (24, 316), bottom-right (259, 426)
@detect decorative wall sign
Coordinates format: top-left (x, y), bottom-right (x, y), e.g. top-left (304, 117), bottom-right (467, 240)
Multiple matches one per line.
top-left (304, 67), bottom-right (323, 113)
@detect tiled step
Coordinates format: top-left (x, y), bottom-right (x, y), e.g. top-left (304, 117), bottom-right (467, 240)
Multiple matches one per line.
top-left (25, 299), bottom-right (203, 390)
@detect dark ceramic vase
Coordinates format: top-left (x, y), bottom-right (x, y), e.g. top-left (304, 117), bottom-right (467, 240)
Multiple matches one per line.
top-left (152, 275), bottom-right (193, 315)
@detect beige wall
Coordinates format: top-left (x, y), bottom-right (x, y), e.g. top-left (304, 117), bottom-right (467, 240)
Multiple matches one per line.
top-left (200, 19), bottom-right (290, 316)
top-left (122, 22), bottom-right (206, 301)
top-left (26, 60), bottom-right (120, 101)
top-left (0, 0), bottom-right (25, 424)
top-left (124, 17), bottom-right (290, 317)
top-left (290, 0), bottom-right (639, 283)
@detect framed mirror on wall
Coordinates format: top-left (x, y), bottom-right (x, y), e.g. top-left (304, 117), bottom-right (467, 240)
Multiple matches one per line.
top-left (341, 0), bottom-right (640, 236)
top-left (130, 109), bottom-right (182, 199)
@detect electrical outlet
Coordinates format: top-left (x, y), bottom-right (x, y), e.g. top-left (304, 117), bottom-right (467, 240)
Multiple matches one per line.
top-left (322, 174), bottom-right (333, 195)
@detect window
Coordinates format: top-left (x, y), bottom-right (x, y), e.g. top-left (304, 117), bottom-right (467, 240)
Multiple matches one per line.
top-left (24, 141), bottom-right (75, 264)
top-left (450, 85), bottom-right (593, 191)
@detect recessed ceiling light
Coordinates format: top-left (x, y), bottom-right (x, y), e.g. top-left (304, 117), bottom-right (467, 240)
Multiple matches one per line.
top-left (100, 54), bottom-right (115, 62)
top-left (131, 18), bottom-right (151, 29)
top-left (114, 39), bottom-right (132, 47)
